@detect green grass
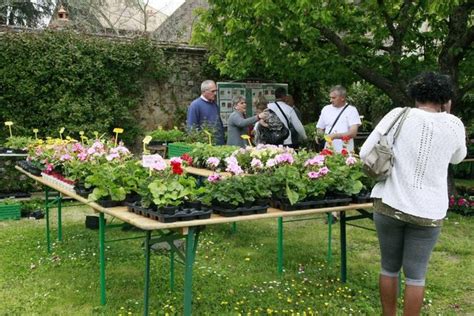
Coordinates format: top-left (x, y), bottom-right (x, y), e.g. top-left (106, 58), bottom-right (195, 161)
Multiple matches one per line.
top-left (0, 206), bottom-right (473, 315)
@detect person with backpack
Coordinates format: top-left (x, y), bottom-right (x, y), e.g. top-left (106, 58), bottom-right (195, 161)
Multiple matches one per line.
top-left (265, 87), bottom-right (307, 148)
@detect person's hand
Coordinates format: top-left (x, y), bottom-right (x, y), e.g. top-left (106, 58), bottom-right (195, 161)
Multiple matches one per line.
top-left (258, 111), bottom-right (270, 120)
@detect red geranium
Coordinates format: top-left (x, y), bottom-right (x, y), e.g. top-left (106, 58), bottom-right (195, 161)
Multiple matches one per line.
top-left (341, 135), bottom-right (352, 143)
top-left (341, 148), bottom-right (348, 156)
top-left (321, 148), bottom-right (333, 156)
top-left (181, 153), bottom-right (193, 166)
top-left (171, 163), bottom-right (184, 175)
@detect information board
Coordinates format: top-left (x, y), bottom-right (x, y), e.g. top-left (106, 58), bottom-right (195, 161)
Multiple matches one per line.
top-left (217, 82), bottom-right (288, 126)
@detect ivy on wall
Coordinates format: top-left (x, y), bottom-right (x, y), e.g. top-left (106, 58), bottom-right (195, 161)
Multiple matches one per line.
top-left (0, 31), bottom-right (169, 144)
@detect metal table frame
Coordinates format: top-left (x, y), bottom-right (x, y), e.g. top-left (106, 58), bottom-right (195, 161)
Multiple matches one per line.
top-left (17, 166), bottom-right (373, 315)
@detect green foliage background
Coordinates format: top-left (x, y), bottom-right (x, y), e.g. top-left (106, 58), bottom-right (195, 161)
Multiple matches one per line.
top-left (0, 31), bottom-right (169, 144)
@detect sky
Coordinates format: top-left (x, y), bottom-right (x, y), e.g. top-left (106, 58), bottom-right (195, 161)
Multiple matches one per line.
top-left (148, 0), bottom-right (185, 16)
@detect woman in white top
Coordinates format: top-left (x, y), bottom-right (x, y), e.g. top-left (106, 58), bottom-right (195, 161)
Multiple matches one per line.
top-left (360, 72), bottom-right (466, 316)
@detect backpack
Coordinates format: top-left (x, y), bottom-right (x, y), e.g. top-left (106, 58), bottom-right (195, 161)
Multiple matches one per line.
top-left (256, 109), bottom-right (289, 145)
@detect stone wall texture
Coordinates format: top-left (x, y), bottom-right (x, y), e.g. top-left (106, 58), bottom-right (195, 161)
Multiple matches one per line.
top-left (136, 44), bottom-right (209, 132)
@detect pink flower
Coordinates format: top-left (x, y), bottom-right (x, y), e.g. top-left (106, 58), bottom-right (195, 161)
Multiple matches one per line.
top-left (345, 156), bottom-right (357, 166)
top-left (275, 153), bottom-right (294, 165)
top-left (72, 143), bottom-right (84, 153)
top-left (266, 159), bottom-right (276, 168)
top-left (77, 151), bottom-right (88, 161)
top-left (60, 154), bottom-right (72, 161)
top-left (308, 171), bottom-right (320, 179)
top-left (318, 166), bottom-right (330, 175)
top-left (304, 155), bottom-right (325, 167)
top-left (106, 152), bottom-right (120, 161)
top-left (206, 157), bottom-right (220, 168)
top-left (458, 198), bottom-right (467, 206)
top-left (45, 163), bottom-right (54, 173)
top-left (251, 158), bottom-right (263, 169)
top-left (225, 156), bottom-right (243, 175)
top-left (207, 173), bottom-right (221, 183)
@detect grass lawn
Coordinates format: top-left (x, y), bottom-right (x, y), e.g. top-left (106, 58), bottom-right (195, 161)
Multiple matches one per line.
top-left (0, 205), bottom-right (473, 315)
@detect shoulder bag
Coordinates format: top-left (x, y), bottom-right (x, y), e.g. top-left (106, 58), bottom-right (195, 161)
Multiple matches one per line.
top-left (275, 101), bottom-right (299, 147)
top-left (363, 107), bottom-right (410, 181)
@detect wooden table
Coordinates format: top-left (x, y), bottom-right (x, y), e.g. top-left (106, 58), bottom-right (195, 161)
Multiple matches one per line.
top-left (16, 166), bottom-right (373, 315)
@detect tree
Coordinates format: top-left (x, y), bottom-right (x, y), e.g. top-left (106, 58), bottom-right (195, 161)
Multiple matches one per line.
top-left (0, 0), bottom-right (54, 27)
top-left (193, 0), bottom-right (473, 114)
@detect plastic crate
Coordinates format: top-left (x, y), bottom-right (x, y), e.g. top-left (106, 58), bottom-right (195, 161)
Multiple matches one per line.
top-left (0, 204), bottom-right (21, 221)
top-left (167, 143), bottom-right (193, 158)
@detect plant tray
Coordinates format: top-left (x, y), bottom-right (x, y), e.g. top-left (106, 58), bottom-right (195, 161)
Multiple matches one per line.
top-left (96, 199), bottom-right (124, 208)
top-left (212, 205), bottom-right (268, 217)
top-left (167, 143), bottom-right (193, 158)
top-left (16, 160), bottom-right (42, 176)
top-left (0, 192), bottom-right (31, 199)
top-left (126, 203), bottom-right (212, 223)
top-left (324, 197), bottom-right (352, 207)
top-left (352, 193), bottom-right (373, 204)
top-left (0, 204), bottom-right (21, 221)
top-left (272, 199), bottom-right (322, 211)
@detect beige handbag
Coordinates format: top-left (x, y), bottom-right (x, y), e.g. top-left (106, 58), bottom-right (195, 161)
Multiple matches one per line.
top-left (363, 107), bottom-right (410, 181)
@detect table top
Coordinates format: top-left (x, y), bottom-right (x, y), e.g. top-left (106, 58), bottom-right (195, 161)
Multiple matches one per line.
top-left (16, 166), bottom-right (373, 232)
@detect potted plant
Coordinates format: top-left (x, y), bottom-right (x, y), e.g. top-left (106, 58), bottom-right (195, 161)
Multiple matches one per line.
top-left (86, 158), bottom-right (146, 207)
top-left (148, 126), bottom-right (185, 145)
top-left (2, 136), bottom-right (34, 154)
top-left (201, 174), bottom-right (272, 216)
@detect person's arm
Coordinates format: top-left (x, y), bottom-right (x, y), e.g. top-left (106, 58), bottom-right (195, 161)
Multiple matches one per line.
top-left (230, 112), bottom-right (260, 128)
top-left (290, 109), bottom-right (307, 140)
top-left (186, 102), bottom-right (200, 130)
top-left (328, 124), bottom-right (359, 140)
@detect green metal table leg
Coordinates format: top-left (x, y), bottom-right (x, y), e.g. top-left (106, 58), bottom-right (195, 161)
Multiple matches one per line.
top-left (45, 188), bottom-right (51, 253)
top-left (57, 194), bottom-right (62, 242)
top-left (144, 231), bottom-right (151, 316)
top-left (232, 222), bottom-right (237, 233)
top-left (277, 217), bottom-right (283, 276)
top-left (183, 227), bottom-right (199, 316)
top-left (170, 250), bottom-right (175, 291)
top-left (340, 211), bottom-right (347, 282)
top-left (327, 213), bottom-right (332, 264)
top-left (99, 212), bottom-right (107, 306)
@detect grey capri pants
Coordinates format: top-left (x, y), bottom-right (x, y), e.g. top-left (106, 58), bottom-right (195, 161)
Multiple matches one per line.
top-left (374, 212), bottom-right (441, 286)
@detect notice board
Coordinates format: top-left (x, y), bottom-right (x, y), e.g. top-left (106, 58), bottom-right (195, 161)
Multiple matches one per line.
top-left (217, 82), bottom-right (288, 126)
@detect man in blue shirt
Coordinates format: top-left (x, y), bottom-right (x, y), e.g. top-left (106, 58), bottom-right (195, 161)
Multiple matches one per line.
top-left (186, 80), bottom-right (225, 145)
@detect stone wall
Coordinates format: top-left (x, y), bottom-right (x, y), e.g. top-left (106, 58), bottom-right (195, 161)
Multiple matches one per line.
top-left (136, 44), bottom-right (208, 132)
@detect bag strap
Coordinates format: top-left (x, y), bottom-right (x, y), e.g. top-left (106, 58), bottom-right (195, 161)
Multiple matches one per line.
top-left (328, 104), bottom-right (349, 134)
top-left (383, 107), bottom-right (410, 142)
top-left (392, 108), bottom-right (410, 144)
top-left (274, 101), bottom-right (290, 126)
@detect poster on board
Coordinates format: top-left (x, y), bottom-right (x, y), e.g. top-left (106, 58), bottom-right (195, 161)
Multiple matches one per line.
top-left (217, 82), bottom-right (288, 126)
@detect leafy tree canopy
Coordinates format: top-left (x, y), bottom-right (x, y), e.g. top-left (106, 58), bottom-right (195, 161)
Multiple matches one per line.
top-left (193, 0), bottom-right (473, 116)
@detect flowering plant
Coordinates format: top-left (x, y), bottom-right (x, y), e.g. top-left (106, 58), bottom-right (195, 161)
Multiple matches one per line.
top-left (449, 194), bottom-right (474, 216)
top-left (188, 143), bottom-right (238, 169)
top-left (86, 158), bottom-right (146, 202)
top-left (201, 174), bottom-right (272, 207)
top-left (319, 138), bottom-right (364, 196)
top-left (231, 144), bottom-right (295, 173)
top-left (137, 155), bottom-right (203, 209)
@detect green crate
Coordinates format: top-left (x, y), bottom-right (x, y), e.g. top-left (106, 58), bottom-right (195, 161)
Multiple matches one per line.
top-left (167, 143), bottom-right (194, 158)
top-left (0, 204), bottom-right (21, 221)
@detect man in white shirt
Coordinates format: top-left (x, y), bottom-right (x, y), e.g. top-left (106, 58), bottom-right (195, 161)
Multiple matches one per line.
top-left (316, 85), bottom-right (361, 152)
top-left (316, 85), bottom-right (361, 223)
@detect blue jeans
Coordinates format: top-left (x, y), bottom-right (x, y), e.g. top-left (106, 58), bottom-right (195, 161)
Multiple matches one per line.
top-left (374, 212), bottom-right (441, 286)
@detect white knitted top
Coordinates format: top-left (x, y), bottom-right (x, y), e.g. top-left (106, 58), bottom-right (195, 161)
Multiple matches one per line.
top-left (360, 107), bottom-right (467, 220)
